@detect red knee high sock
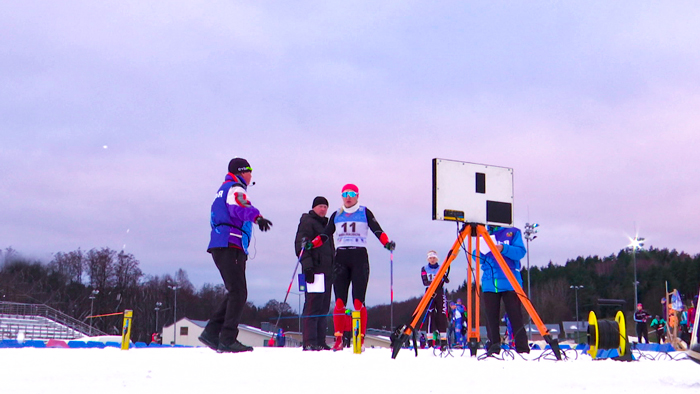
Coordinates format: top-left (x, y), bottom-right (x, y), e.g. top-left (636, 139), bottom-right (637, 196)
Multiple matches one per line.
top-left (334, 299), bottom-right (347, 335)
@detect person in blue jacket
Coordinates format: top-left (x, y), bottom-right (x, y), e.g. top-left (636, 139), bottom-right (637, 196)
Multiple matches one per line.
top-left (199, 158), bottom-right (273, 353)
top-left (450, 299), bottom-right (467, 348)
top-left (479, 225), bottom-right (529, 355)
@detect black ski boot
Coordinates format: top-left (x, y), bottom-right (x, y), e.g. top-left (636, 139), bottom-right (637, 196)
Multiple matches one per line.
top-left (516, 344), bottom-right (531, 354)
top-left (303, 344), bottom-right (322, 351)
top-left (198, 330), bottom-right (219, 351)
top-left (487, 343), bottom-right (501, 356)
top-left (218, 340), bottom-right (253, 353)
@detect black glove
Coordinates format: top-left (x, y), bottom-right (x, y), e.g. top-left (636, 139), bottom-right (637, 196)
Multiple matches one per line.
top-left (255, 216), bottom-right (272, 232)
top-left (444, 276), bottom-right (450, 284)
top-left (384, 241), bottom-right (396, 251)
top-left (303, 241), bottom-right (315, 250)
top-left (304, 268), bottom-right (315, 283)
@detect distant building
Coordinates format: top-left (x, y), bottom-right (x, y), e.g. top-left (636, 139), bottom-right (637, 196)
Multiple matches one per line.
top-left (523, 323), bottom-right (561, 341)
top-left (561, 320), bottom-right (589, 341)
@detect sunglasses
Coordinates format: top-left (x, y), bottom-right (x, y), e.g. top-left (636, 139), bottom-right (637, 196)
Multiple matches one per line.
top-left (341, 191), bottom-right (357, 198)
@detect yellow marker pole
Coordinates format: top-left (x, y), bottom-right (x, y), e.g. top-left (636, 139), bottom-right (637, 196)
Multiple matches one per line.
top-left (121, 309), bottom-right (133, 350)
top-left (352, 311), bottom-right (362, 354)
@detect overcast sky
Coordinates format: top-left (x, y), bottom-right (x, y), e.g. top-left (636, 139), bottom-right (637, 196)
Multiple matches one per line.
top-left (2, 1), bottom-right (699, 307)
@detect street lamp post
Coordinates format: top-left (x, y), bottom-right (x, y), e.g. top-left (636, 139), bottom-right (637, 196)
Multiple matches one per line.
top-left (154, 302), bottom-right (162, 334)
top-left (570, 285), bottom-right (584, 342)
top-left (168, 283), bottom-right (179, 345)
top-left (88, 289), bottom-right (99, 336)
top-left (523, 222), bottom-right (539, 340)
top-left (629, 236), bottom-right (645, 307)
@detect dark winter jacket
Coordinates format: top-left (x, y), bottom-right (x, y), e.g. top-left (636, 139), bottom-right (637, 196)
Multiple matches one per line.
top-left (634, 309), bottom-right (650, 324)
top-left (294, 210), bottom-right (334, 276)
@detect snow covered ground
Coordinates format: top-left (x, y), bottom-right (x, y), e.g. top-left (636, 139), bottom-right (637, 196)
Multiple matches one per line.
top-left (0, 347), bottom-right (698, 394)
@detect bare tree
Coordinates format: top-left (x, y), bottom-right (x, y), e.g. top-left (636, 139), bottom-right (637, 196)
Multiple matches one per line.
top-left (85, 248), bottom-right (116, 290)
top-left (49, 249), bottom-right (84, 284)
top-left (114, 251), bottom-right (142, 290)
top-left (531, 277), bottom-right (570, 323)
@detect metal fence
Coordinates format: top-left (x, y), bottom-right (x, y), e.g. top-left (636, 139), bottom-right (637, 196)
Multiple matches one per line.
top-left (0, 301), bottom-right (107, 340)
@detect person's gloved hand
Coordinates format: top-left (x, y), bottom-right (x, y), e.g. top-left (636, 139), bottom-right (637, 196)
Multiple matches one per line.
top-left (444, 276), bottom-right (450, 284)
top-left (304, 269), bottom-right (315, 283)
top-left (303, 236), bottom-right (323, 250)
top-left (384, 241), bottom-right (396, 251)
top-left (255, 216), bottom-right (272, 232)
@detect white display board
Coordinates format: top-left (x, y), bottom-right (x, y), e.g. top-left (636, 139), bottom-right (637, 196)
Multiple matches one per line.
top-left (432, 158), bottom-right (513, 225)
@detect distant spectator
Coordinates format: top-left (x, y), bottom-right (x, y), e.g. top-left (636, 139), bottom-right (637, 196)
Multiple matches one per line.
top-left (688, 301), bottom-right (696, 334)
top-left (421, 250), bottom-right (448, 350)
top-left (668, 309), bottom-right (679, 341)
top-left (276, 328), bottom-right (286, 347)
top-left (680, 305), bottom-right (690, 344)
top-left (661, 297), bottom-right (667, 320)
top-left (449, 300), bottom-right (466, 348)
top-left (650, 315), bottom-right (666, 344)
top-left (633, 303), bottom-right (650, 344)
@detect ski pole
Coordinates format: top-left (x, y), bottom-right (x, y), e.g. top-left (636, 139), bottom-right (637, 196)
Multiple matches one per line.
top-left (418, 297), bottom-right (435, 331)
top-left (268, 249), bottom-right (304, 346)
top-left (390, 251), bottom-right (394, 330)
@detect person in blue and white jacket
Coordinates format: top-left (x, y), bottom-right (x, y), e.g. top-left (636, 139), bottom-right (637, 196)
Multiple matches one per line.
top-left (479, 226), bottom-right (529, 355)
top-left (199, 158), bottom-right (272, 353)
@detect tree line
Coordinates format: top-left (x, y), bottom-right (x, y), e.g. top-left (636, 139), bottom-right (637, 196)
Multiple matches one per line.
top-left (0, 247), bottom-right (297, 342)
top-left (1, 245), bottom-right (699, 341)
top-left (377, 246), bottom-right (700, 332)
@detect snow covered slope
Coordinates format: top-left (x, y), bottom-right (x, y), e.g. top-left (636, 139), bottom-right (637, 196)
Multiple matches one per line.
top-left (0, 347), bottom-right (698, 394)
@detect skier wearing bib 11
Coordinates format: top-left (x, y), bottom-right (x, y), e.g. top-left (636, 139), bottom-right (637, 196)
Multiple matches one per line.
top-left (305, 184), bottom-right (395, 351)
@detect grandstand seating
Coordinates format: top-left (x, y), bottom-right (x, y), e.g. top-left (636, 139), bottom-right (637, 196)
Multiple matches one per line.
top-left (0, 314), bottom-right (84, 341)
top-left (1, 301), bottom-right (107, 341)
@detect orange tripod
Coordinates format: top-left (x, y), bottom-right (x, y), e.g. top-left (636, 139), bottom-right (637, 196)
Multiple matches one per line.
top-left (391, 223), bottom-right (561, 360)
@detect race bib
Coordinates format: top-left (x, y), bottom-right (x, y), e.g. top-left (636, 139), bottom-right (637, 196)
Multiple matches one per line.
top-left (335, 207), bottom-right (369, 248)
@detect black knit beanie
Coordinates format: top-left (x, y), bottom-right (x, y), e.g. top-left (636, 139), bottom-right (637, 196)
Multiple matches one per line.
top-left (312, 196), bottom-right (329, 208)
top-left (228, 158), bottom-right (251, 174)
